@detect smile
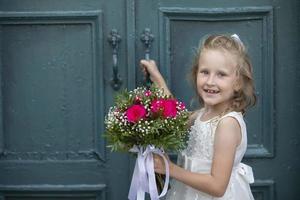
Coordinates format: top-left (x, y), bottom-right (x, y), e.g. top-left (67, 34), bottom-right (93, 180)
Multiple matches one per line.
top-left (204, 89), bottom-right (219, 94)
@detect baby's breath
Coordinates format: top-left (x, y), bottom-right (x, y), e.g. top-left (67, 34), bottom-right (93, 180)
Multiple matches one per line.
top-left (104, 84), bottom-right (189, 152)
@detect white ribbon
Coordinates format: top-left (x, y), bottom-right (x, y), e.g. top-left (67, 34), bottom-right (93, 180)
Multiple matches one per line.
top-left (231, 34), bottom-right (244, 46)
top-left (236, 163), bottom-right (254, 184)
top-left (128, 145), bottom-right (170, 200)
top-left (235, 163), bottom-right (255, 200)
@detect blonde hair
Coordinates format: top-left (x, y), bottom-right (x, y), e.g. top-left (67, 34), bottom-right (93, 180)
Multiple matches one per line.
top-left (189, 34), bottom-right (256, 114)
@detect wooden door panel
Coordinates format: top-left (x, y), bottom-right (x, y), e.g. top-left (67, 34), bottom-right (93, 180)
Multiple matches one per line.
top-left (158, 7), bottom-right (274, 158)
top-left (135, 1), bottom-right (299, 199)
top-left (0, 10), bottom-right (108, 200)
top-left (0, 1), bottom-right (299, 200)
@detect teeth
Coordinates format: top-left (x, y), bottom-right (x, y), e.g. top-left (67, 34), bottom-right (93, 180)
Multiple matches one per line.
top-left (205, 89), bottom-right (218, 93)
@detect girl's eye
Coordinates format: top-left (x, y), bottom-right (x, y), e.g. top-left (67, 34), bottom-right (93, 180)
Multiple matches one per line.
top-left (217, 72), bottom-right (226, 77)
top-left (200, 70), bottom-right (209, 75)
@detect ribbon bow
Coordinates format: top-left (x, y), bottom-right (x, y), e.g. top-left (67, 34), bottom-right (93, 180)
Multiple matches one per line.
top-left (128, 145), bottom-right (170, 200)
top-left (237, 163), bottom-right (254, 184)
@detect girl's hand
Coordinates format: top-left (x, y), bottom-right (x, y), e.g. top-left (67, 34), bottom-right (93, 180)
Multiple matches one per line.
top-left (140, 59), bottom-right (164, 85)
top-left (140, 59), bottom-right (172, 96)
top-left (153, 153), bottom-right (173, 175)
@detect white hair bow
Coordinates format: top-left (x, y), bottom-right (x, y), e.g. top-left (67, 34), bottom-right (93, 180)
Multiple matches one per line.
top-left (231, 34), bottom-right (243, 44)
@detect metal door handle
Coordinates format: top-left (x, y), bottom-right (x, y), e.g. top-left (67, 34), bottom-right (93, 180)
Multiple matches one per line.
top-left (108, 29), bottom-right (122, 90)
top-left (140, 28), bottom-right (154, 87)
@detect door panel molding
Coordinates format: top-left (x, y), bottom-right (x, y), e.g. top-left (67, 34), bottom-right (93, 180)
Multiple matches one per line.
top-left (251, 180), bottom-right (275, 200)
top-left (126, 0), bottom-right (137, 90)
top-left (0, 160), bottom-right (107, 185)
top-left (0, 184), bottom-right (106, 200)
top-left (158, 6), bottom-right (274, 158)
top-left (0, 11), bottom-right (106, 161)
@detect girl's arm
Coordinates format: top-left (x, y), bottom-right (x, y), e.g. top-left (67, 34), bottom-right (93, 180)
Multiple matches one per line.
top-left (140, 59), bottom-right (172, 96)
top-left (154, 117), bottom-right (241, 197)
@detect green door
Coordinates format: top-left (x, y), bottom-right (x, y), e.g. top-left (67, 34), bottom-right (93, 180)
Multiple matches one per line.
top-left (0, 1), bottom-right (131, 200)
top-left (0, 1), bottom-right (299, 200)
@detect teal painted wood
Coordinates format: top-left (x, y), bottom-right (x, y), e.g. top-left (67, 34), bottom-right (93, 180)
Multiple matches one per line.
top-left (0, 1), bottom-right (130, 200)
top-left (135, 1), bottom-right (300, 200)
top-left (0, 0), bottom-right (299, 200)
top-left (0, 184), bottom-right (106, 199)
top-left (157, 6), bottom-right (274, 158)
top-left (0, 10), bottom-right (105, 161)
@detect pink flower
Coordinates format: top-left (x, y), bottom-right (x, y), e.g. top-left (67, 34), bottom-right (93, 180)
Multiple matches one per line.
top-left (144, 90), bottom-right (152, 97)
top-left (151, 99), bottom-right (178, 118)
top-left (126, 104), bottom-right (147, 123)
top-left (134, 96), bottom-right (141, 104)
top-left (162, 99), bottom-right (177, 118)
top-left (178, 101), bottom-right (186, 110)
top-left (150, 99), bottom-right (163, 113)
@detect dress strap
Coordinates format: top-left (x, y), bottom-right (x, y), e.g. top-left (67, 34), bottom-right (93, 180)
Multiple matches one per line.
top-left (219, 112), bottom-right (246, 134)
top-left (218, 111), bottom-right (247, 152)
top-left (220, 111), bottom-right (243, 122)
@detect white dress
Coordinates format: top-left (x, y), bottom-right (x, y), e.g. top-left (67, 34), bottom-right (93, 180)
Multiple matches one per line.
top-left (165, 110), bottom-right (255, 200)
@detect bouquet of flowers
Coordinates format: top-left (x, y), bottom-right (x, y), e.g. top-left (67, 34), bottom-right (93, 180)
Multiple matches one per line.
top-left (105, 85), bottom-right (189, 200)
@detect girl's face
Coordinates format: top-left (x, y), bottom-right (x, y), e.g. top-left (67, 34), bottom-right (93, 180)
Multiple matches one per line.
top-left (197, 49), bottom-right (239, 111)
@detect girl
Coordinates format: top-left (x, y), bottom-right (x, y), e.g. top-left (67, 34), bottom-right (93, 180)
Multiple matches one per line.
top-left (140, 34), bottom-right (256, 200)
